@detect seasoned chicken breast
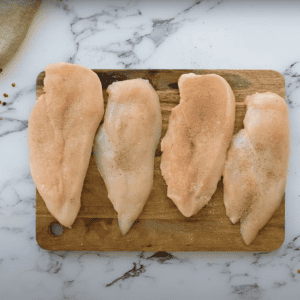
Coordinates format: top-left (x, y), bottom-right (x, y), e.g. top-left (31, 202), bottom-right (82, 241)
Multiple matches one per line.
top-left (223, 92), bottom-right (290, 245)
top-left (28, 62), bottom-right (104, 228)
top-left (160, 73), bottom-right (235, 217)
top-left (94, 79), bottom-right (162, 235)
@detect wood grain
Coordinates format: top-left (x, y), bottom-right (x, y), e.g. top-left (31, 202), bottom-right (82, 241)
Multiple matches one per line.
top-left (35, 69), bottom-right (286, 251)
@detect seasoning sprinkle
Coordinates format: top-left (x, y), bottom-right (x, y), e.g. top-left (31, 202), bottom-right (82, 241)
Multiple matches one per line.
top-left (0, 118), bottom-right (2, 120)
top-left (298, 269), bottom-right (300, 273)
top-left (12, 83), bottom-right (16, 87)
top-left (0, 68), bottom-right (2, 73)
top-left (3, 93), bottom-right (8, 97)
top-left (0, 100), bottom-right (2, 104)
top-left (2, 102), bottom-right (7, 106)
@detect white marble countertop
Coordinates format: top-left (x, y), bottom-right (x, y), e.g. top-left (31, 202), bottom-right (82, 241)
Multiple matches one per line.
top-left (1, 0), bottom-right (300, 299)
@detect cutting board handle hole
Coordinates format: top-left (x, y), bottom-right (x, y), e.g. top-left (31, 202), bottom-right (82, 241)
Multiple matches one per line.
top-left (49, 222), bottom-right (64, 236)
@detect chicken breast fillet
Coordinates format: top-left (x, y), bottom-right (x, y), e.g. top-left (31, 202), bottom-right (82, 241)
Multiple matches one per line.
top-left (160, 73), bottom-right (235, 217)
top-left (94, 79), bottom-right (162, 235)
top-left (28, 62), bottom-right (104, 228)
top-left (223, 92), bottom-right (290, 245)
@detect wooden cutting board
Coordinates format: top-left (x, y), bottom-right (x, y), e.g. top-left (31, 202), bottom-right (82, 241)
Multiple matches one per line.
top-left (35, 69), bottom-right (286, 252)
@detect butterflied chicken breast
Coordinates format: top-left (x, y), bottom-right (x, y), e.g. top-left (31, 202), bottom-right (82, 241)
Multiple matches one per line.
top-left (94, 79), bottom-right (162, 235)
top-left (160, 73), bottom-right (235, 217)
top-left (28, 62), bottom-right (104, 228)
top-left (223, 92), bottom-right (290, 245)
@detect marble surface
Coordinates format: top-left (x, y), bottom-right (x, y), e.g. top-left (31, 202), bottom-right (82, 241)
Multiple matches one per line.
top-left (0, 0), bottom-right (300, 299)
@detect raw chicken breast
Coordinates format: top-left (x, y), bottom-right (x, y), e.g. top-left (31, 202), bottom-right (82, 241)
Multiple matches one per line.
top-left (94, 79), bottom-right (162, 235)
top-left (28, 62), bottom-right (104, 228)
top-left (161, 73), bottom-right (235, 217)
top-left (223, 92), bottom-right (290, 245)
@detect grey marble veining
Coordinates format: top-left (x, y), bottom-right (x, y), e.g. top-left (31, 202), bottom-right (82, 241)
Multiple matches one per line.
top-left (1, 0), bottom-right (300, 299)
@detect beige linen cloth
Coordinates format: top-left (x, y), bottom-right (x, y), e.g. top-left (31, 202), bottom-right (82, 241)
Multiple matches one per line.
top-left (0, 0), bottom-right (42, 70)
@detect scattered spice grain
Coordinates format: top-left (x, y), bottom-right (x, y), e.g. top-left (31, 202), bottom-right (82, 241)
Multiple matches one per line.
top-left (0, 68), bottom-right (2, 73)
top-left (2, 102), bottom-right (7, 106)
top-left (12, 83), bottom-right (16, 87)
top-left (3, 93), bottom-right (8, 97)
top-left (298, 269), bottom-right (300, 273)
top-left (0, 100), bottom-right (2, 104)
